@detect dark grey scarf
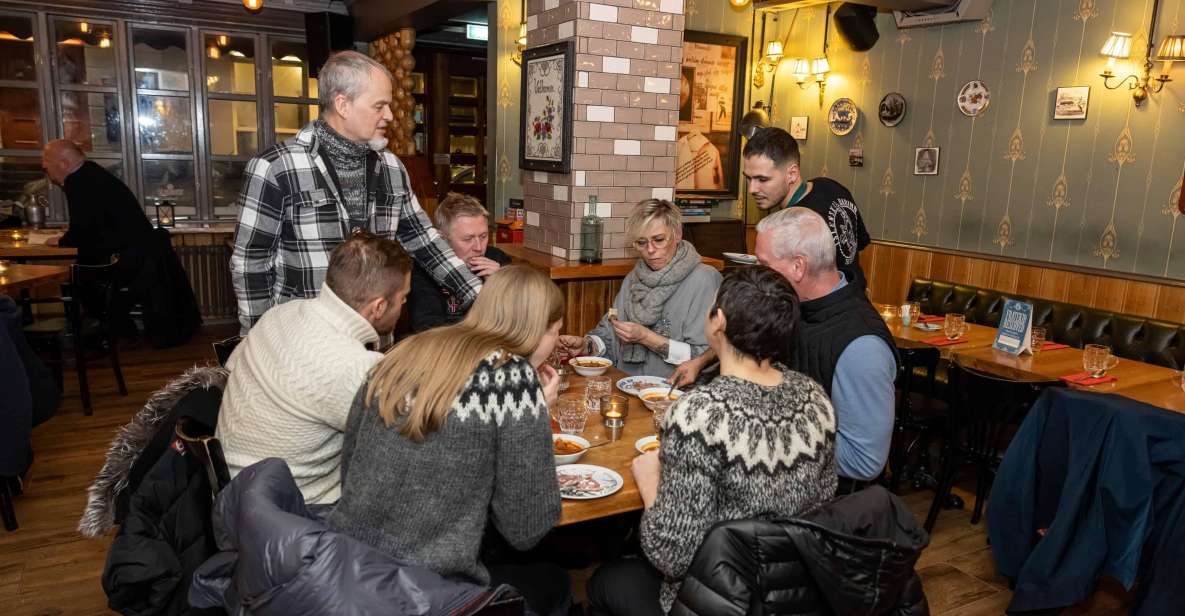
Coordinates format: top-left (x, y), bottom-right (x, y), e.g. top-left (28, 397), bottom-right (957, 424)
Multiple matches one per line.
top-left (621, 240), bottom-right (701, 363)
top-left (313, 119), bottom-right (369, 223)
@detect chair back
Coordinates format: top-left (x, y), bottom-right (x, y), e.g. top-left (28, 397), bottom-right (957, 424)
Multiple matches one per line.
top-left (175, 416), bottom-right (231, 497)
top-left (896, 345), bottom-right (941, 417)
top-left (66, 258), bottom-right (122, 320)
top-left (212, 335), bottom-right (242, 367)
top-left (946, 362), bottom-right (1060, 462)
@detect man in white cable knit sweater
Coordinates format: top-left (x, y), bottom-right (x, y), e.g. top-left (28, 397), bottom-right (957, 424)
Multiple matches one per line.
top-left (216, 232), bottom-right (413, 505)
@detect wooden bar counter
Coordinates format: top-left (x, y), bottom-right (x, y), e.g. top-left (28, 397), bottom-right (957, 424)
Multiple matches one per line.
top-left (499, 244), bottom-right (724, 335)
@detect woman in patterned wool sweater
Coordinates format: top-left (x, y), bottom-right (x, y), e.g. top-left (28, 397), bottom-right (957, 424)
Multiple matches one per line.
top-left (587, 266), bottom-right (838, 616)
top-left (329, 265), bottom-right (571, 615)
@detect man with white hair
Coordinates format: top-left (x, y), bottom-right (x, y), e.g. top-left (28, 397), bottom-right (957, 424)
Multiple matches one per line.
top-left (672, 208), bottom-right (896, 494)
top-left (230, 50), bottom-right (481, 334)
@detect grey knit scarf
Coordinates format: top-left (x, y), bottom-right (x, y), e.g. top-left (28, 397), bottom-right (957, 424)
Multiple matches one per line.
top-left (313, 119), bottom-right (370, 223)
top-left (621, 240), bottom-right (701, 363)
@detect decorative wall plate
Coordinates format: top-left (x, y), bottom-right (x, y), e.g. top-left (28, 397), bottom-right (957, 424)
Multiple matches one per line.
top-left (879, 92), bottom-right (907, 127)
top-left (957, 80), bottom-right (991, 117)
top-left (828, 98), bottom-right (858, 136)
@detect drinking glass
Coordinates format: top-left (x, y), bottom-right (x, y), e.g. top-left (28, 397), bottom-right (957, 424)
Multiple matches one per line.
top-left (944, 313), bottom-right (967, 341)
top-left (900, 303), bottom-right (913, 327)
top-left (1031, 327), bottom-right (1047, 355)
top-left (556, 394), bottom-right (589, 434)
top-left (585, 376), bottom-right (611, 413)
top-left (1083, 344), bottom-right (1118, 378)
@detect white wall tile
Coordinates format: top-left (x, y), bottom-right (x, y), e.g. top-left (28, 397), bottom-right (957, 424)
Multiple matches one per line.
top-left (654, 125), bottom-right (676, 141)
top-left (631, 26), bottom-right (658, 45)
top-left (660, 0), bottom-right (683, 14)
top-left (614, 140), bottom-right (641, 155)
top-left (643, 77), bottom-right (670, 94)
top-left (578, 71), bottom-right (589, 87)
top-left (551, 246), bottom-right (568, 258)
top-left (575, 171), bottom-right (586, 186)
top-left (587, 105), bottom-right (615, 122)
top-left (652, 187), bottom-right (674, 200)
top-left (553, 185), bottom-right (569, 201)
top-left (602, 56), bottom-right (631, 74)
top-left (596, 202), bottom-right (612, 218)
top-left (526, 211), bottom-right (540, 226)
top-left (534, 171), bottom-right (548, 183)
top-left (589, 3), bottom-right (619, 22)
top-left (545, 0), bottom-right (559, 10)
top-left (558, 20), bottom-right (574, 39)
top-left (526, 15), bottom-right (538, 31)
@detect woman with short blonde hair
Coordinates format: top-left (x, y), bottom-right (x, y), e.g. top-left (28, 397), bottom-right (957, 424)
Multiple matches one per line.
top-left (329, 265), bottom-right (571, 614)
top-left (560, 199), bottom-right (721, 378)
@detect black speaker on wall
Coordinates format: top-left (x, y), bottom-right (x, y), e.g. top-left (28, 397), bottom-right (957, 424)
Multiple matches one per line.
top-left (305, 11), bottom-right (355, 78)
top-left (835, 3), bottom-right (879, 52)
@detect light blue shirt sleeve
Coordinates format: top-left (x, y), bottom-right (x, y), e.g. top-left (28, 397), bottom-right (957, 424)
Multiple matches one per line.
top-left (830, 335), bottom-right (897, 481)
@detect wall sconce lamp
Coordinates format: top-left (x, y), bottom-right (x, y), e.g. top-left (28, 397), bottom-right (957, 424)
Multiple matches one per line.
top-left (762, 41), bottom-right (784, 72)
top-left (791, 56), bottom-right (830, 108)
top-left (512, 0), bottom-right (527, 65)
top-left (98, 32), bottom-right (111, 48)
top-left (1098, 0), bottom-right (1185, 106)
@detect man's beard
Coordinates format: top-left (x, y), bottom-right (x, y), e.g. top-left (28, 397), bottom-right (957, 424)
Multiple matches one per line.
top-left (368, 136), bottom-right (389, 151)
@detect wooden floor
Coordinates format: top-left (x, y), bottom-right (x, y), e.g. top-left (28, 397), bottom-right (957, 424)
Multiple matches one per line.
top-left (0, 324), bottom-right (1130, 615)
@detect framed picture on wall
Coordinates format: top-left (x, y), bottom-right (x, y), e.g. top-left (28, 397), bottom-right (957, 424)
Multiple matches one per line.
top-left (677, 31), bottom-right (748, 199)
top-left (1053, 86), bottom-right (1090, 120)
top-left (914, 147), bottom-right (939, 175)
top-left (519, 41), bottom-right (574, 173)
top-left (790, 116), bottom-right (808, 140)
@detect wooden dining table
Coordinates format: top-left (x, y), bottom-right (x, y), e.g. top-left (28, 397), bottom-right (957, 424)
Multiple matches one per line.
top-left (0, 263), bottom-right (70, 293)
top-left (557, 368), bottom-right (657, 527)
top-left (0, 231), bottom-right (77, 260)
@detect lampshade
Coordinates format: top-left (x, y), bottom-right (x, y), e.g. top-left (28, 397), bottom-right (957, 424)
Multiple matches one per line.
top-left (729, 0), bottom-right (752, 7)
top-left (517, 23), bottom-right (527, 47)
top-left (98, 34), bottom-right (110, 48)
top-left (1100, 32), bottom-right (1133, 58)
top-left (243, 0), bottom-right (263, 11)
top-left (764, 41), bottom-right (784, 62)
top-left (1155, 35), bottom-right (1185, 61)
top-left (207, 44), bottom-right (220, 60)
top-left (791, 58), bottom-right (811, 77)
top-left (812, 57), bottom-right (831, 76)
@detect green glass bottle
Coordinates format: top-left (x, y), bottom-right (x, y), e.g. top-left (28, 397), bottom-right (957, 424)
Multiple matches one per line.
top-left (579, 195), bottom-right (603, 264)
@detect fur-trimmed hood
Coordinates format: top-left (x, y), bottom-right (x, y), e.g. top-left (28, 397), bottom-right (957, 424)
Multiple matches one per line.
top-left (78, 365), bottom-right (228, 538)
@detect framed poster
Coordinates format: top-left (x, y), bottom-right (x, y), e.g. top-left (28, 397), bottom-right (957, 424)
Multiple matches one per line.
top-left (676, 31), bottom-right (748, 199)
top-left (790, 116), bottom-right (808, 140)
top-left (914, 147), bottom-right (939, 175)
top-left (1053, 86), bottom-right (1090, 120)
top-left (519, 41), bottom-right (574, 173)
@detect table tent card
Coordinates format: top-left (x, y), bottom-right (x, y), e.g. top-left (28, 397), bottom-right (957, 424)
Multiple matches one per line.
top-left (995, 299), bottom-right (1034, 355)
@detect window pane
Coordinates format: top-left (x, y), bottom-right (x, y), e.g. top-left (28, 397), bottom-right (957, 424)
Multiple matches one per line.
top-left (137, 95), bottom-right (192, 153)
top-left (0, 15), bottom-right (36, 81)
top-left (205, 34), bottom-right (255, 95)
top-left (449, 135), bottom-right (476, 155)
top-left (274, 103), bottom-right (318, 140)
top-left (95, 158), bottom-right (124, 180)
top-left (271, 40), bottom-right (317, 98)
top-left (211, 160), bottom-right (246, 218)
top-left (0, 156), bottom-right (46, 202)
top-left (0, 87), bottom-right (42, 149)
top-left (62, 92), bottom-right (121, 153)
top-left (208, 100), bottom-right (257, 156)
top-left (55, 20), bottom-right (116, 86)
top-left (142, 159), bottom-right (195, 218)
top-left (133, 28), bottom-right (189, 91)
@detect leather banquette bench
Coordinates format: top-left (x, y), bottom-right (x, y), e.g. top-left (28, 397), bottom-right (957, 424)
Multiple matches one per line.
top-left (906, 279), bottom-right (1185, 369)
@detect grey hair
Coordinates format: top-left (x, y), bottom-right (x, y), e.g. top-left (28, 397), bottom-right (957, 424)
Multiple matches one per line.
top-left (756, 207), bottom-right (836, 276)
top-left (317, 50), bottom-right (394, 113)
top-left (626, 199), bottom-right (683, 242)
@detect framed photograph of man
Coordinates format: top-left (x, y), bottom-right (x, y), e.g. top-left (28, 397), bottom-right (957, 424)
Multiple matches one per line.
top-left (676, 31), bottom-right (748, 198)
top-left (519, 41), bottom-right (574, 173)
top-left (1053, 86), bottom-right (1090, 120)
top-left (914, 147), bottom-right (939, 175)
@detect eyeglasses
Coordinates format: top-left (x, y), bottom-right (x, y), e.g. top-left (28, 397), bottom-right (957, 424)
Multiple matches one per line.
top-left (633, 235), bottom-right (670, 250)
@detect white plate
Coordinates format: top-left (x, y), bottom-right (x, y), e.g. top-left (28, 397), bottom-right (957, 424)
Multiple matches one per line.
top-left (635, 436), bottom-right (660, 454)
top-left (616, 375), bottom-right (668, 396)
top-left (828, 98), bottom-right (859, 136)
top-left (557, 464), bottom-right (624, 500)
top-left (957, 80), bottom-right (991, 117)
top-left (722, 252), bottom-right (758, 265)
top-left (913, 322), bottom-right (941, 332)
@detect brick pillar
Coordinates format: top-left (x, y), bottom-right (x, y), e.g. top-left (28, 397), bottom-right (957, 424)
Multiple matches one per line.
top-left (521, 0), bottom-right (685, 260)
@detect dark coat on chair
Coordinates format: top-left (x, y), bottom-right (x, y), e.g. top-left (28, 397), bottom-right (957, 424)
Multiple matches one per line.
top-left (0, 296), bottom-right (59, 477)
top-left (131, 228), bottom-right (202, 349)
top-left (672, 486), bottom-right (930, 616)
top-left (189, 458), bottom-right (523, 616)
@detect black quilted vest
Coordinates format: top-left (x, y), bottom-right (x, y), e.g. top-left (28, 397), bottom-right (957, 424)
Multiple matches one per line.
top-left (795, 281), bottom-right (898, 395)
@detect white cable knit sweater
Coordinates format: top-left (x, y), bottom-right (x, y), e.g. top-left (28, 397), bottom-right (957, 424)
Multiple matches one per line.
top-left (216, 283), bottom-right (382, 505)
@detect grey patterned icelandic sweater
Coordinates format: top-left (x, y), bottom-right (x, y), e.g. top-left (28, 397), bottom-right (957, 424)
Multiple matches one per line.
top-left (641, 368), bottom-right (838, 613)
top-left (313, 118), bottom-right (369, 222)
top-left (327, 351), bottom-right (561, 585)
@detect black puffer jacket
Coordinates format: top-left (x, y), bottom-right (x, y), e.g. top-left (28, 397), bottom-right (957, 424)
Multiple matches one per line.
top-left (189, 458), bottom-right (522, 616)
top-left (672, 486), bottom-right (930, 616)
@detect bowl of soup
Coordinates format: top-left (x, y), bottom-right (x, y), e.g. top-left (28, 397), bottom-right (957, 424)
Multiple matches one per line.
top-left (635, 435), bottom-right (660, 454)
top-left (553, 434), bottom-right (590, 465)
top-left (569, 356), bottom-right (613, 377)
top-left (638, 387), bottom-right (683, 412)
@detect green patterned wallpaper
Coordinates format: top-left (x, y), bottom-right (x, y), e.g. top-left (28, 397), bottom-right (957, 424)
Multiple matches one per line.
top-left (756, 0), bottom-right (1185, 279)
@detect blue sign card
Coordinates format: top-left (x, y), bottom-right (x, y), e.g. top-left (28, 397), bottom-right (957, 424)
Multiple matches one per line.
top-left (995, 299), bottom-right (1033, 355)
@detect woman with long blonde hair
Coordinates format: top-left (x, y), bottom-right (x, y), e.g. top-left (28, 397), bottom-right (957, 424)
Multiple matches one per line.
top-left (328, 265), bottom-right (570, 615)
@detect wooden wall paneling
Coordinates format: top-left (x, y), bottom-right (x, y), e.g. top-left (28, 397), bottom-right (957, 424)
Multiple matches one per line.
top-left (990, 261), bottom-right (1020, 294)
top-left (1122, 281), bottom-right (1161, 320)
top-left (885, 247), bottom-right (915, 305)
top-left (1015, 265), bottom-right (1045, 298)
top-left (1093, 278), bottom-right (1129, 314)
top-left (1061, 271), bottom-right (1096, 306)
top-left (929, 252), bottom-right (955, 283)
top-left (1154, 286), bottom-right (1185, 323)
top-left (1040, 269), bottom-right (1071, 303)
top-left (966, 259), bottom-right (992, 289)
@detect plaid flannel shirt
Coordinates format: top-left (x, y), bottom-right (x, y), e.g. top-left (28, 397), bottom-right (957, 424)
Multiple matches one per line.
top-left (230, 123), bottom-right (481, 334)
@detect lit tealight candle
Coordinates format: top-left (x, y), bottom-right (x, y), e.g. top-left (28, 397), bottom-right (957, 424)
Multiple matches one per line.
top-left (0, 260), bottom-right (8, 274)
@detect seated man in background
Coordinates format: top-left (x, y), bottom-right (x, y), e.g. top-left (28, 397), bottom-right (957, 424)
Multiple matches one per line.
top-left (408, 192), bottom-right (511, 332)
top-left (42, 139), bottom-right (157, 336)
top-left (673, 208), bottom-right (897, 493)
top-left (216, 232), bottom-right (413, 507)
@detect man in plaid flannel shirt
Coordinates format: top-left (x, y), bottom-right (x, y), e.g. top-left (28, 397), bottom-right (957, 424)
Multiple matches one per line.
top-left (230, 51), bottom-right (481, 334)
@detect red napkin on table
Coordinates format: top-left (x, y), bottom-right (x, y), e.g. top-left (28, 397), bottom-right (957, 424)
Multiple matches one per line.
top-left (918, 315), bottom-right (945, 324)
top-left (922, 336), bottom-right (966, 347)
top-left (1041, 342), bottom-right (1071, 351)
top-left (1059, 372), bottom-right (1118, 386)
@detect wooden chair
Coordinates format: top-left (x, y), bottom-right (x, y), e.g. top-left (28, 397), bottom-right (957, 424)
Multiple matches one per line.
top-left (24, 260), bottom-right (128, 415)
top-left (1, 476), bottom-right (19, 531)
top-left (925, 362), bottom-right (1061, 532)
top-left (889, 345), bottom-right (946, 492)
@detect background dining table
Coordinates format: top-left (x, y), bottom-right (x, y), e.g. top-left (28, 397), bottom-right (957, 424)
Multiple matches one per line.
top-left (0, 263), bottom-right (70, 294)
top-left (0, 228), bottom-right (77, 261)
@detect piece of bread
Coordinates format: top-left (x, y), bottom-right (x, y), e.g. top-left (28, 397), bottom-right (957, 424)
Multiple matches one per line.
top-left (607, 307), bottom-right (619, 320)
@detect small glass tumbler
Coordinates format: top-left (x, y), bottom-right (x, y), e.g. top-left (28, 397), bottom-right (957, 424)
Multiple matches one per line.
top-left (585, 376), bottom-right (611, 413)
top-left (944, 313), bottom-right (967, 341)
top-left (556, 394), bottom-right (589, 434)
top-left (1030, 327), bottom-right (1047, 355)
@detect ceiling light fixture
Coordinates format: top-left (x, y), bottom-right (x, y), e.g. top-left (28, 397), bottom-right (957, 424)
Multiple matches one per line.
top-left (98, 33), bottom-right (111, 48)
top-left (243, 0), bottom-right (263, 12)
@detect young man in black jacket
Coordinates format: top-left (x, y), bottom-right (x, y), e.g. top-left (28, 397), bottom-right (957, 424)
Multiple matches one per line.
top-left (408, 193), bottom-right (511, 332)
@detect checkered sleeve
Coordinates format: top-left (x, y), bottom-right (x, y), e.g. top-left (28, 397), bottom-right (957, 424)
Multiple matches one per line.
top-left (393, 178), bottom-right (483, 308)
top-left (230, 155), bottom-right (284, 334)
